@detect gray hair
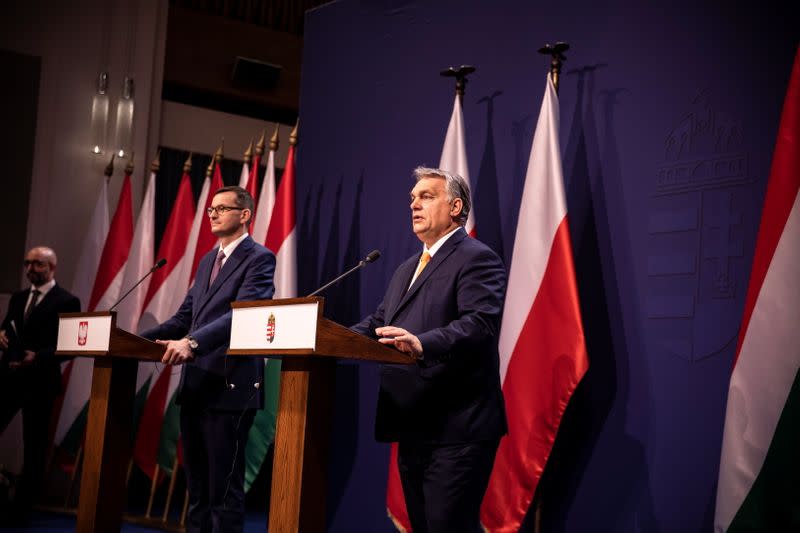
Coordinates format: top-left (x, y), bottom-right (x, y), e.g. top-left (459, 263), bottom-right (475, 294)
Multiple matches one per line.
top-left (413, 166), bottom-right (471, 226)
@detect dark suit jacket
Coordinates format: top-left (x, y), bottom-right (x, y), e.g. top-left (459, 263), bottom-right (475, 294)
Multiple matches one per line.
top-left (353, 228), bottom-right (508, 443)
top-left (141, 236), bottom-right (275, 411)
top-left (0, 283), bottom-right (80, 392)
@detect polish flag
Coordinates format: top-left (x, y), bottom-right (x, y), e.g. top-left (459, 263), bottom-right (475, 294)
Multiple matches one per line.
top-left (439, 93), bottom-right (475, 236)
top-left (480, 73), bottom-right (588, 531)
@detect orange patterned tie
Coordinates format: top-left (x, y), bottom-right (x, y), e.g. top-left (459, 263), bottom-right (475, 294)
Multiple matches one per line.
top-left (414, 251), bottom-right (431, 279)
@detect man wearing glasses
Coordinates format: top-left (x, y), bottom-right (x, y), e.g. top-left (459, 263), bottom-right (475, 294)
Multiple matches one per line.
top-left (0, 246), bottom-right (80, 526)
top-left (141, 186), bottom-right (275, 533)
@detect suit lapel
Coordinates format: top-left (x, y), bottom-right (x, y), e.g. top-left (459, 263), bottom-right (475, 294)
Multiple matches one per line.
top-left (195, 237), bottom-right (254, 317)
top-left (387, 228), bottom-right (466, 324)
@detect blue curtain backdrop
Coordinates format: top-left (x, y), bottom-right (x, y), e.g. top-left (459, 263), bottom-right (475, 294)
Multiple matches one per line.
top-left (293, 1), bottom-right (798, 532)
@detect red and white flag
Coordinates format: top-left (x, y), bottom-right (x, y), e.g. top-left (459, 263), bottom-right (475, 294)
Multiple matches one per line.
top-left (53, 172), bottom-right (133, 458)
top-left (239, 139), bottom-right (261, 216)
top-left (480, 73), bottom-right (588, 531)
top-left (115, 167), bottom-right (156, 332)
top-left (252, 130), bottom-right (278, 246)
top-left (55, 178), bottom-right (111, 454)
top-left (88, 172), bottom-right (134, 312)
top-left (439, 93), bottom-right (475, 236)
top-left (715, 46), bottom-right (800, 532)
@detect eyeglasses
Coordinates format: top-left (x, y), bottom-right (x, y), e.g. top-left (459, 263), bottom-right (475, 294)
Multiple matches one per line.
top-left (206, 205), bottom-right (244, 216)
top-left (23, 260), bottom-right (48, 268)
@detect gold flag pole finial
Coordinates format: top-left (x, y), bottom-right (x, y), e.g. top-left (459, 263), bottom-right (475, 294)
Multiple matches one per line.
top-left (243, 139), bottom-right (253, 165)
top-left (440, 65), bottom-right (476, 101)
top-left (269, 124), bottom-right (280, 152)
top-left (214, 141), bottom-right (224, 164)
top-left (289, 119), bottom-right (299, 147)
top-left (125, 151), bottom-right (135, 175)
top-left (104, 153), bottom-right (116, 179)
top-left (256, 129), bottom-right (266, 156)
top-left (205, 151), bottom-right (215, 179)
top-left (537, 42), bottom-right (569, 93)
top-left (150, 149), bottom-right (161, 173)
top-left (183, 152), bottom-right (193, 174)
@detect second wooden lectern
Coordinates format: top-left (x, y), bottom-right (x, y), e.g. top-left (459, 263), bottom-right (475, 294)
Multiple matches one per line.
top-left (228, 296), bottom-right (412, 533)
top-left (56, 311), bottom-right (164, 533)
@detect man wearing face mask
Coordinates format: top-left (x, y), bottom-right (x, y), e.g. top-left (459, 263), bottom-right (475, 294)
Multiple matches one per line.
top-left (0, 246), bottom-right (80, 525)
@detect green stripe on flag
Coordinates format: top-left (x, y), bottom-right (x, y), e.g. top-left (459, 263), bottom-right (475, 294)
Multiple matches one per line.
top-left (729, 369), bottom-right (800, 531)
top-left (157, 393), bottom-right (181, 475)
top-left (244, 359), bottom-right (282, 492)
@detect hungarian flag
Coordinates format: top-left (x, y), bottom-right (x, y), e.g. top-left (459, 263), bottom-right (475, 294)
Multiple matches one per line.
top-left (134, 168), bottom-right (195, 479)
top-left (54, 178), bottom-right (110, 456)
top-left (480, 73), bottom-right (588, 531)
top-left (439, 92), bottom-right (475, 236)
top-left (714, 46), bottom-right (800, 532)
top-left (251, 127), bottom-right (278, 246)
top-left (244, 135), bottom-right (295, 491)
top-left (144, 154), bottom-right (222, 479)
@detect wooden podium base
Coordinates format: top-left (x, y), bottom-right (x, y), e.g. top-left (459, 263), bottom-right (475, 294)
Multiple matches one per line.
top-left (76, 357), bottom-right (137, 533)
top-left (268, 358), bottom-right (335, 533)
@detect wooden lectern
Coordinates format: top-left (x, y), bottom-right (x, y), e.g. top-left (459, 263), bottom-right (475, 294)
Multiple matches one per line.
top-left (55, 311), bottom-right (164, 533)
top-left (228, 296), bottom-right (412, 533)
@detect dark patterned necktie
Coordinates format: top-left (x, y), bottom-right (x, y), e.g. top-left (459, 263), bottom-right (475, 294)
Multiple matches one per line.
top-left (24, 289), bottom-right (41, 324)
top-left (208, 249), bottom-right (226, 286)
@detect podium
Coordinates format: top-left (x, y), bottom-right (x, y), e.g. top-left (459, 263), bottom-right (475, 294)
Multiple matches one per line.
top-left (228, 297), bottom-right (412, 533)
top-left (55, 311), bottom-right (164, 533)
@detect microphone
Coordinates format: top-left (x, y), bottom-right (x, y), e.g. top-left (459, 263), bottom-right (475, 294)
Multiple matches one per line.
top-left (109, 259), bottom-right (167, 312)
top-left (307, 250), bottom-right (381, 297)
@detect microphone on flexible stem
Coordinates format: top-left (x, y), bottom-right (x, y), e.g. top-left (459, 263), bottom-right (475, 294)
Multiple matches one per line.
top-left (307, 250), bottom-right (381, 297)
top-left (109, 258), bottom-right (167, 312)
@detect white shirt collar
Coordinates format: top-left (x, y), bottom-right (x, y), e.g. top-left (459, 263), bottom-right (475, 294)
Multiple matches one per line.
top-left (423, 226), bottom-right (462, 257)
top-left (218, 232), bottom-right (249, 259)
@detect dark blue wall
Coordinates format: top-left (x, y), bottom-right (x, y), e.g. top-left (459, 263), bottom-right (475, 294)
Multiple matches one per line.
top-left (294, 1), bottom-right (798, 531)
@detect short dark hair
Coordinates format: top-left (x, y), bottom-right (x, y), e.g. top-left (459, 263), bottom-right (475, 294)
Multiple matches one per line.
top-left (214, 185), bottom-right (254, 225)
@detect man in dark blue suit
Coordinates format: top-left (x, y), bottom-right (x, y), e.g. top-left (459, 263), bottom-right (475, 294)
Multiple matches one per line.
top-left (353, 167), bottom-right (508, 532)
top-left (141, 186), bottom-right (275, 533)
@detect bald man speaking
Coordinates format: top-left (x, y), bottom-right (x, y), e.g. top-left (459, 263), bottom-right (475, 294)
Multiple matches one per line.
top-left (0, 246), bottom-right (80, 526)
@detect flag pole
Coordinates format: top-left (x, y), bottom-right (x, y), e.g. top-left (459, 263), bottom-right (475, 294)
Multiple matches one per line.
top-left (243, 138), bottom-right (253, 165)
top-left (184, 151), bottom-right (193, 174)
top-left (440, 64), bottom-right (476, 104)
top-left (125, 151), bottom-right (135, 176)
top-left (104, 153), bottom-right (116, 184)
top-left (257, 128), bottom-right (267, 158)
top-left (537, 42), bottom-right (570, 93)
top-left (269, 123), bottom-right (280, 152)
top-left (150, 149), bottom-right (161, 174)
top-left (290, 118), bottom-right (299, 146)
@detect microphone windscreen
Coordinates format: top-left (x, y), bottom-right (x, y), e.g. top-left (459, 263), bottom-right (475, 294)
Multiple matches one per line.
top-left (365, 250), bottom-right (381, 263)
top-left (155, 258), bottom-right (167, 269)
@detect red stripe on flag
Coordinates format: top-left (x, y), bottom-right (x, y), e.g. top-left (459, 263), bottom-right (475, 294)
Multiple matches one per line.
top-left (191, 164), bottom-right (225, 280)
top-left (88, 173), bottom-right (133, 311)
top-left (142, 173), bottom-right (195, 311)
top-left (734, 46), bottom-right (800, 367)
top-left (481, 218), bottom-right (588, 532)
top-left (133, 369), bottom-right (171, 480)
top-left (265, 145), bottom-right (296, 252)
top-left (248, 153), bottom-right (261, 214)
top-left (386, 443), bottom-right (410, 532)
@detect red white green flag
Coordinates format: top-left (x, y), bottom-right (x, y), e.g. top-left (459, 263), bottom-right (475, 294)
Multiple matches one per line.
top-left (714, 46), bottom-right (800, 532)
